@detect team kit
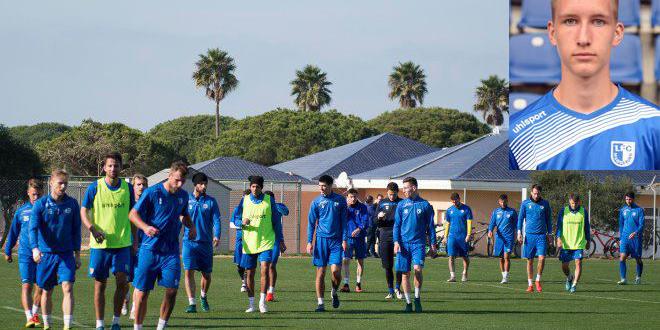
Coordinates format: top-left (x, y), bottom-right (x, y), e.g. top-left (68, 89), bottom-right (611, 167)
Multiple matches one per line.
top-left (3, 152), bottom-right (648, 329)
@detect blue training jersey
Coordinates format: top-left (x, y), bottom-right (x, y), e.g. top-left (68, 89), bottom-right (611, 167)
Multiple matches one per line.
top-left (517, 198), bottom-right (552, 235)
top-left (488, 206), bottom-right (518, 241)
top-left (509, 87), bottom-right (660, 170)
top-left (29, 194), bottom-right (82, 253)
top-left (619, 203), bottom-right (644, 238)
top-left (133, 183), bottom-right (189, 254)
top-left (393, 195), bottom-right (436, 246)
top-left (444, 203), bottom-right (473, 238)
top-left (232, 203), bottom-right (242, 239)
top-left (346, 202), bottom-right (369, 239)
top-left (5, 202), bottom-right (36, 257)
top-left (184, 192), bottom-right (221, 243)
top-left (307, 192), bottom-right (348, 242)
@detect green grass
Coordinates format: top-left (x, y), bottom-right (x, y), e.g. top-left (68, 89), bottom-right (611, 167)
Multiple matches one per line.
top-left (0, 255), bottom-right (659, 329)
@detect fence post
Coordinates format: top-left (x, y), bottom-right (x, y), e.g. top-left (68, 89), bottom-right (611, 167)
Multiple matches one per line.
top-left (297, 180), bottom-right (302, 254)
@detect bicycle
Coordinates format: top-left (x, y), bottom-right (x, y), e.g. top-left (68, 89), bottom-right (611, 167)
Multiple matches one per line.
top-left (468, 221), bottom-right (493, 257)
top-left (587, 229), bottom-right (619, 258)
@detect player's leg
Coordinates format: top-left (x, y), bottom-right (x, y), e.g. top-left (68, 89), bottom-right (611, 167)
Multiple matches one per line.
top-left (355, 258), bottom-right (364, 292)
top-left (354, 237), bottom-right (366, 292)
top-left (41, 289), bottom-right (53, 329)
top-left (31, 283), bottom-right (43, 326)
top-left (158, 288), bottom-right (177, 330)
top-left (411, 243), bottom-right (425, 312)
top-left (573, 258), bottom-right (582, 287)
top-left (535, 255), bottom-right (545, 292)
top-left (133, 289), bottom-right (150, 327)
top-left (200, 272), bottom-right (212, 311)
top-left (633, 238), bottom-right (643, 284)
top-left (184, 270), bottom-right (197, 312)
top-left (560, 252), bottom-right (572, 291)
top-left (89, 248), bottom-right (109, 328)
top-left (447, 256), bottom-right (456, 281)
top-left (21, 283), bottom-right (34, 325)
top-left (619, 252), bottom-right (629, 284)
top-left (525, 258), bottom-right (534, 291)
top-left (132, 249), bottom-right (156, 329)
top-left (155, 254), bottom-right (181, 329)
top-left (258, 260), bottom-right (271, 312)
top-left (110, 247), bottom-right (130, 328)
top-left (330, 263), bottom-right (342, 308)
top-left (461, 256), bottom-right (470, 282)
top-left (341, 256), bottom-right (351, 292)
top-left (267, 264), bottom-right (277, 300)
top-left (61, 281), bottom-right (75, 329)
top-left (93, 279), bottom-right (107, 327)
top-left (502, 252), bottom-right (511, 283)
top-left (396, 243), bottom-right (413, 312)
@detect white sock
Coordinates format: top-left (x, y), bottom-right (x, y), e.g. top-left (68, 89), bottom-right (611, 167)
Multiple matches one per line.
top-left (343, 277), bottom-right (349, 285)
top-left (331, 288), bottom-right (337, 296)
top-left (156, 318), bottom-right (167, 330)
top-left (241, 279), bottom-right (246, 285)
top-left (42, 315), bottom-right (51, 327)
top-left (113, 315), bottom-right (120, 325)
top-left (403, 293), bottom-right (411, 304)
top-left (259, 293), bottom-right (266, 305)
top-left (317, 297), bottom-right (323, 305)
top-left (31, 304), bottom-right (39, 315)
top-left (131, 302), bottom-right (135, 313)
top-left (96, 319), bottom-right (104, 328)
top-left (25, 310), bottom-right (32, 321)
top-left (200, 290), bottom-right (207, 298)
top-left (188, 297), bottom-right (196, 305)
top-left (535, 274), bottom-right (541, 282)
top-left (356, 275), bottom-right (361, 283)
top-left (450, 272), bottom-right (456, 278)
top-left (134, 325), bottom-right (143, 330)
top-left (267, 286), bottom-right (274, 293)
top-left (501, 272), bottom-right (506, 278)
top-left (414, 287), bottom-right (420, 298)
top-left (63, 315), bottom-right (73, 328)
top-left (503, 271), bottom-right (509, 278)
top-left (248, 297), bottom-right (255, 308)
top-left (528, 278), bottom-right (533, 286)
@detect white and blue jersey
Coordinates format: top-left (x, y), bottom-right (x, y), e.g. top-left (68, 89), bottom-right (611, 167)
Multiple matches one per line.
top-left (488, 206), bottom-right (518, 242)
top-left (346, 202), bottom-right (369, 239)
top-left (509, 87), bottom-right (660, 170)
top-left (307, 192), bottom-right (348, 243)
top-left (5, 202), bottom-right (35, 258)
top-left (445, 204), bottom-right (473, 238)
top-left (619, 203), bottom-right (644, 258)
top-left (184, 192), bottom-right (221, 243)
top-left (517, 198), bottom-right (552, 235)
top-left (29, 195), bottom-right (82, 253)
top-left (393, 196), bottom-right (436, 246)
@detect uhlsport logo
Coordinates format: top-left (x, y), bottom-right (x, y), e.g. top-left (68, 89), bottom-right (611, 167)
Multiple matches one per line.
top-left (611, 141), bottom-right (635, 167)
top-left (512, 111), bottom-right (547, 134)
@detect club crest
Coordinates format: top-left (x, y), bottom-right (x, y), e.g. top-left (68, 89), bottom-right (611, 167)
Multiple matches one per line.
top-left (611, 141), bottom-right (635, 167)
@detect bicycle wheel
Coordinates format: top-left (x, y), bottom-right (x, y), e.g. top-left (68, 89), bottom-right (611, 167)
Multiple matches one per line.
top-left (587, 238), bottom-right (597, 257)
top-left (486, 237), bottom-right (494, 257)
top-left (608, 239), bottom-right (620, 259)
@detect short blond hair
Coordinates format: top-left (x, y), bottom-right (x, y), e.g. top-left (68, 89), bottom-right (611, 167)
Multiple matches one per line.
top-left (27, 178), bottom-right (44, 191)
top-left (132, 173), bottom-right (148, 184)
top-left (170, 161), bottom-right (188, 176)
top-left (551, 0), bottom-right (618, 21)
top-left (50, 168), bottom-right (69, 180)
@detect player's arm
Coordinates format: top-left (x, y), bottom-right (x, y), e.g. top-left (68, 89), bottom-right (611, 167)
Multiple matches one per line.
top-left (509, 149), bottom-right (520, 170)
top-left (618, 209), bottom-right (624, 237)
top-left (128, 184), bottom-right (138, 250)
top-left (426, 204), bottom-right (437, 248)
top-left (517, 203), bottom-right (525, 242)
top-left (72, 202), bottom-right (82, 269)
top-left (545, 203), bottom-right (553, 235)
top-left (81, 183), bottom-right (104, 243)
top-left (212, 200), bottom-right (221, 246)
top-left (487, 210), bottom-right (497, 238)
top-left (4, 209), bottom-right (22, 260)
top-left (584, 209), bottom-right (591, 249)
top-left (306, 200), bottom-right (318, 254)
top-left (466, 207), bottom-right (473, 242)
top-left (180, 199), bottom-right (195, 239)
top-left (555, 208), bottom-right (564, 248)
top-left (341, 201), bottom-right (348, 250)
top-left (129, 194), bottom-right (158, 237)
top-left (635, 208), bottom-right (645, 238)
top-left (442, 211), bottom-right (450, 243)
top-left (393, 206), bottom-right (402, 253)
top-left (28, 202), bottom-right (43, 263)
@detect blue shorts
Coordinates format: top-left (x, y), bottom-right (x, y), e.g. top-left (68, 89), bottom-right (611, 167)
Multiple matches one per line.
top-left (523, 233), bottom-right (547, 259)
top-left (240, 249), bottom-right (274, 269)
top-left (37, 252), bottom-right (76, 291)
top-left (89, 247), bottom-right (131, 280)
top-left (233, 236), bottom-right (243, 265)
top-left (620, 237), bottom-right (642, 258)
top-left (447, 235), bottom-right (469, 257)
top-left (343, 237), bottom-right (367, 260)
top-left (271, 241), bottom-right (281, 265)
top-left (493, 236), bottom-right (515, 257)
top-left (133, 249), bottom-right (180, 292)
top-left (313, 237), bottom-right (343, 268)
top-left (395, 242), bottom-right (425, 272)
top-left (559, 249), bottom-right (584, 263)
top-left (18, 255), bottom-right (37, 284)
top-left (182, 241), bottom-right (214, 274)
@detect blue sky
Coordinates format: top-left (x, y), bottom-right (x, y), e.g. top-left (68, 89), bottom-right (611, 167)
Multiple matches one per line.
top-left (0, 0), bottom-right (508, 131)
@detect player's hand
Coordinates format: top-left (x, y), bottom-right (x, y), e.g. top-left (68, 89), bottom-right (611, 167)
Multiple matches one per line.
top-left (351, 228), bottom-right (361, 237)
top-left (90, 227), bottom-right (106, 244)
top-left (585, 240), bottom-right (590, 251)
top-left (342, 241), bottom-right (347, 252)
top-left (487, 231), bottom-right (493, 239)
top-left (280, 241), bottom-right (287, 253)
top-left (306, 243), bottom-right (313, 255)
top-left (242, 218), bottom-right (251, 226)
top-left (517, 232), bottom-right (523, 243)
top-left (4, 254), bottom-right (12, 263)
top-left (465, 234), bottom-right (472, 243)
top-left (628, 232), bottom-right (636, 240)
top-left (74, 252), bottom-right (81, 269)
top-left (188, 226), bottom-right (197, 240)
top-left (32, 248), bottom-right (42, 263)
top-left (428, 244), bottom-right (437, 258)
top-left (213, 237), bottom-right (219, 247)
top-left (442, 236), bottom-right (447, 244)
top-left (556, 238), bottom-right (562, 249)
top-left (377, 212), bottom-right (385, 219)
top-left (393, 242), bottom-right (400, 254)
top-left (143, 226), bottom-right (159, 237)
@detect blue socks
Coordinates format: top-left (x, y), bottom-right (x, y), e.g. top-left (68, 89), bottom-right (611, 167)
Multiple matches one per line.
top-left (636, 259), bottom-right (643, 278)
top-left (389, 287), bottom-right (394, 294)
top-left (619, 260), bottom-right (627, 279)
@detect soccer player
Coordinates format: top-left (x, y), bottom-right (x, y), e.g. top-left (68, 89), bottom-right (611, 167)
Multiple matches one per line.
top-left (517, 184), bottom-right (552, 293)
top-left (442, 193), bottom-right (473, 282)
top-left (265, 190), bottom-right (288, 302)
top-left (487, 194), bottom-right (518, 284)
top-left (617, 191), bottom-right (644, 285)
top-left (307, 175), bottom-right (348, 312)
top-left (232, 189), bottom-right (251, 293)
top-left (376, 183), bottom-right (403, 299)
top-left (129, 161), bottom-right (196, 330)
top-left (365, 194), bottom-right (380, 258)
top-left (556, 193), bottom-right (591, 293)
top-left (393, 177), bottom-right (436, 313)
top-left (127, 174), bottom-right (148, 320)
top-left (4, 178), bottom-right (44, 328)
top-left (81, 152), bottom-right (135, 330)
top-left (183, 173), bottom-right (221, 313)
top-left (340, 189), bottom-right (369, 293)
top-left (233, 176), bottom-right (284, 313)
top-left (29, 169), bottom-right (82, 330)
top-left (509, 0), bottom-right (659, 170)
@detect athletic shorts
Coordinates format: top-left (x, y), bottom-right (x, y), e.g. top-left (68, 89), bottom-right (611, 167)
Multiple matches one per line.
top-left (493, 235), bottom-right (515, 257)
top-left (18, 255), bottom-right (37, 284)
top-left (447, 235), bottom-right (469, 257)
top-left (522, 233), bottom-right (547, 259)
top-left (37, 252), bottom-right (76, 291)
top-left (343, 237), bottom-right (367, 260)
top-left (620, 237), bottom-right (642, 258)
top-left (312, 236), bottom-right (343, 267)
top-left (182, 240), bottom-right (214, 273)
top-left (271, 241), bottom-right (281, 265)
top-left (559, 249), bottom-right (584, 263)
top-left (240, 249), bottom-right (274, 269)
top-left (379, 240), bottom-right (395, 269)
top-left (395, 242), bottom-right (425, 272)
top-left (133, 249), bottom-right (180, 292)
top-left (233, 236), bottom-right (243, 265)
top-left (89, 247), bottom-right (131, 280)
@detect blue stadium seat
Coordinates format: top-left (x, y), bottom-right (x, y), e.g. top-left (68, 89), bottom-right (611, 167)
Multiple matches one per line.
top-left (655, 36), bottom-right (660, 81)
top-left (610, 34), bottom-right (642, 84)
top-left (509, 34), bottom-right (561, 84)
top-left (509, 93), bottom-right (543, 113)
top-left (517, 0), bottom-right (551, 30)
top-left (653, 0), bottom-right (660, 28)
top-left (618, 0), bottom-right (640, 28)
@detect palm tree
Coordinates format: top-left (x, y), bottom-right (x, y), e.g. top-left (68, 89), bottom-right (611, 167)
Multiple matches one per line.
top-left (474, 75), bottom-right (509, 131)
top-left (388, 61), bottom-right (427, 109)
top-left (193, 48), bottom-right (239, 137)
top-left (290, 65), bottom-right (332, 112)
